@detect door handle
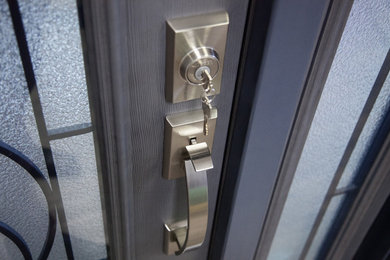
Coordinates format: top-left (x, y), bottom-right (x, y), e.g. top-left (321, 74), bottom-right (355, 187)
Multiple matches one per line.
top-left (162, 109), bottom-right (217, 255)
top-left (164, 140), bottom-right (213, 255)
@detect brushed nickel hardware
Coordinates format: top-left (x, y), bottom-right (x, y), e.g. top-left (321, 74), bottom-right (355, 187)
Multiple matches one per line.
top-left (163, 109), bottom-right (217, 180)
top-left (165, 11), bottom-right (229, 103)
top-left (163, 138), bottom-right (213, 255)
top-left (180, 47), bottom-right (220, 85)
top-left (163, 11), bottom-right (226, 254)
top-left (162, 108), bottom-right (217, 255)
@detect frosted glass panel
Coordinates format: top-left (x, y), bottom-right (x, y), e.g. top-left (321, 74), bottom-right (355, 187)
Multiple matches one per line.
top-left (305, 195), bottom-right (345, 260)
top-left (1, 0), bottom-right (107, 259)
top-left (0, 2), bottom-right (67, 258)
top-left (0, 234), bottom-right (23, 260)
top-left (267, 0), bottom-right (390, 259)
top-left (0, 155), bottom-right (48, 259)
top-left (18, 0), bottom-right (91, 130)
top-left (51, 133), bottom-right (107, 260)
top-left (0, 0), bottom-right (48, 180)
top-left (338, 73), bottom-right (390, 188)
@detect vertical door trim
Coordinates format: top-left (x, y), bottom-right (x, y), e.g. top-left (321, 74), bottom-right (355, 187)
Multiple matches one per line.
top-left (210, 0), bottom-right (333, 259)
top-left (77, 1), bottom-right (135, 259)
top-left (208, 0), bottom-right (275, 258)
top-left (255, 1), bottom-right (354, 259)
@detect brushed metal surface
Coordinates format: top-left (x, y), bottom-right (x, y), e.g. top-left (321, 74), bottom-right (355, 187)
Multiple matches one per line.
top-left (186, 142), bottom-right (214, 172)
top-left (180, 47), bottom-right (220, 85)
top-left (166, 11), bottom-right (229, 103)
top-left (164, 160), bottom-right (209, 255)
top-left (163, 109), bottom-right (217, 179)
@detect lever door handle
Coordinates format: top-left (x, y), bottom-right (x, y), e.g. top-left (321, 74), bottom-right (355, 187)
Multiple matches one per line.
top-left (164, 141), bottom-right (213, 255)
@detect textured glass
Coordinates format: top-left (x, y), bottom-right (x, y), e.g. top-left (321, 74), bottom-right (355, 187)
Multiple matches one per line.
top-left (0, 2), bottom-right (66, 259)
top-left (338, 73), bottom-right (390, 188)
top-left (51, 133), bottom-right (107, 260)
top-left (305, 195), bottom-right (345, 260)
top-left (0, 0), bottom-right (48, 180)
top-left (1, 1), bottom-right (105, 259)
top-left (0, 155), bottom-right (48, 259)
top-left (0, 234), bottom-right (23, 260)
top-left (267, 0), bottom-right (390, 259)
top-left (18, 0), bottom-right (91, 130)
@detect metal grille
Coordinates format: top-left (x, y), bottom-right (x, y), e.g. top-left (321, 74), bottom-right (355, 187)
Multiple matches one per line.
top-left (0, 1), bottom-right (100, 259)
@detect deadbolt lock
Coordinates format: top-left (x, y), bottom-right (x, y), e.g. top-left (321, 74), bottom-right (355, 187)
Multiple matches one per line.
top-left (165, 11), bottom-right (229, 103)
top-left (180, 47), bottom-right (220, 85)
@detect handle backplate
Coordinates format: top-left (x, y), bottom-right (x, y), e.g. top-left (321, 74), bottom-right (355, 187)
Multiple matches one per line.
top-left (163, 109), bottom-right (217, 180)
top-left (165, 11), bottom-right (229, 103)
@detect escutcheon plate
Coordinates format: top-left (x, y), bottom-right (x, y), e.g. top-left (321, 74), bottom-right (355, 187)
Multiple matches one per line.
top-left (165, 11), bottom-right (229, 103)
top-left (163, 108), bottom-right (217, 179)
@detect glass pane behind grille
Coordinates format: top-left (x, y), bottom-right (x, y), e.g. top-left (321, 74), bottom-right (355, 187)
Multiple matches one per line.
top-left (338, 73), bottom-right (390, 188)
top-left (0, 155), bottom-right (49, 259)
top-left (0, 0), bottom-right (107, 259)
top-left (267, 0), bottom-right (390, 259)
top-left (51, 133), bottom-right (106, 260)
top-left (0, 0), bottom-right (48, 180)
top-left (305, 194), bottom-right (346, 260)
top-left (19, 0), bottom-right (91, 130)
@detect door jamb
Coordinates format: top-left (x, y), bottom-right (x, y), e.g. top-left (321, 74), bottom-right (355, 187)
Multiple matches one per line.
top-left (208, 0), bottom-right (275, 258)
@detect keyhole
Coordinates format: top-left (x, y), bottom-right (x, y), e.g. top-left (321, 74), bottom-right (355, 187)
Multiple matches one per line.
top-left (195, 66), bottom-right (211, 81)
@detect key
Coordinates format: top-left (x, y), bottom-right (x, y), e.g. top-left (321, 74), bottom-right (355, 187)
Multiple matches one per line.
top-left (202, 99), bottom-right (212, 136)
top-left (200, 68), bottom-right (215, 136)
top-left (202, 69), bottom-right (214, 94)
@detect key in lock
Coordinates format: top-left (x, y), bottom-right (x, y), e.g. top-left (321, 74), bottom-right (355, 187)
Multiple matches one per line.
top-left (180, 47), bottom-right (220, 85)
top-left (180, 47), bottom-right (219, 136)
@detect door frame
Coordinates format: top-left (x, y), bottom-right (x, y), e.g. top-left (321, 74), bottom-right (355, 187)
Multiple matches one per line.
top-left (207, 0), bottom-right (274, 258)
top-left (254, 1), bottom-right (354, 259)
top-left (210, 0), bottom-right (339, 259)
top-left (78, 1), bottom-right (136, 259)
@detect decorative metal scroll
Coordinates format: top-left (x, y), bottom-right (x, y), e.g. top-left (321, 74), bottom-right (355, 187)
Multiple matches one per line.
top-left (3, 0), bottom-right (76, 259)
top-left (0, 141), bottom-right (57, 260)
top-left (0, 221), bottom-right (33, 260)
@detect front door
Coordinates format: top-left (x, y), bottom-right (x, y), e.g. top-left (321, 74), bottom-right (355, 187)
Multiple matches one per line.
top-left (2, 0), bottom-right (389, 259)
